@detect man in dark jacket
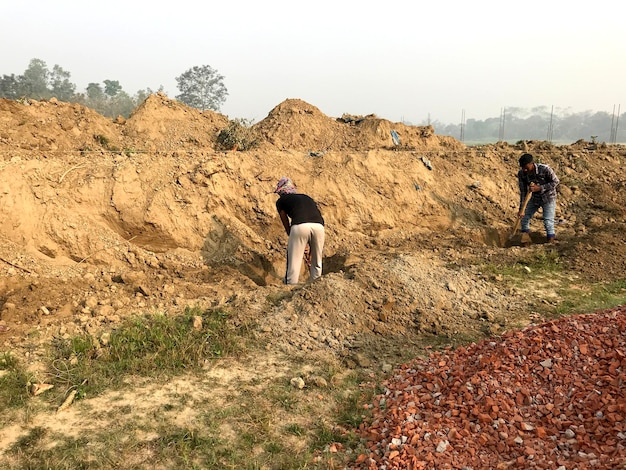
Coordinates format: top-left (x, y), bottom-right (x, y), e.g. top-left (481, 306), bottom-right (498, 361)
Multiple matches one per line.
top-left (274, 177), bottom-right (325, 284)
top-left (517, 153), bottom-right (560, 243)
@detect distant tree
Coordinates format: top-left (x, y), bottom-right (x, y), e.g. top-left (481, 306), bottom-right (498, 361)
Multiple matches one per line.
top-left (134, 88), bottom-right (153, 105)
top-left (103, 79), bottom-right (122, 97)
top-left (106, 90), bottom-right (135, 118)
top-left (0, 74), bottom-right (20, 99)
top-left (86, 82), bottom-right (104, 101)
top-left (21, 58), bottom-right (50, 99)
top-left (49, 65), bottom-right (76, 101)
top-left (175, 65), bottom-right (228, 111)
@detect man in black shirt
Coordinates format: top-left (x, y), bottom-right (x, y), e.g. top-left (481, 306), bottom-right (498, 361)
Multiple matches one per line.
top-left (274, 177), bottom-right (325, 285)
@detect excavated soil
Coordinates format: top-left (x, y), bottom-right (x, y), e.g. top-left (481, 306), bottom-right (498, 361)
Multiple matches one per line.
top-left (1, 93), bottom-right (625, 467)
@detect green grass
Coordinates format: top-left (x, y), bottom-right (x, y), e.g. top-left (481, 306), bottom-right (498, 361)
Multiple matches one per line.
top-left (46, 307), bottom-right (246, 400)
top-left (0, 352), bottom-right (34, 410)
top-left (482, 249), bottom-right (562, 281)
top-left (481, 252), bottom-right (626, 320)
top-left (554, 279), bottom-right (626, 316)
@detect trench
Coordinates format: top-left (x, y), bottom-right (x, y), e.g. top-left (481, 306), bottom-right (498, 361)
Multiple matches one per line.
top-left (484, 227), bottom-right (554, 248)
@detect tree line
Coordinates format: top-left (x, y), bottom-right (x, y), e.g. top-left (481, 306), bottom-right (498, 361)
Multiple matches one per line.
top-left (2, 59), bottom-right (623, 144)
top-left (424, 106), bottom-right (624, 145)
top-left (0, 58), bottom-right (228, 118)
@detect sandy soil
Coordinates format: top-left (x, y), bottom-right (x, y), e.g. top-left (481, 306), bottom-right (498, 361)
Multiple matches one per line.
top-left (1, 93), bottom-right (625, 464)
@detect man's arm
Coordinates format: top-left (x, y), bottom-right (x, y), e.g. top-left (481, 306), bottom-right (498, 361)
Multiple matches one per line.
top-left (518, 171), bottom-right (528, 208)
top-left (279, 210), bottom-right (291, 235)
top-left (540, 165), bottom-right (560, 193)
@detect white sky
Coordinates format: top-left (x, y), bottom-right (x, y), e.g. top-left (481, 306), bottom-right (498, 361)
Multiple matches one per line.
top-left (2, 0), bottom-right (624, 124)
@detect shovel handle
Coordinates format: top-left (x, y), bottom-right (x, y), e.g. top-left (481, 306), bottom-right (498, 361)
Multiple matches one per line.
top-left (511, 189), bottom-right (532, 235)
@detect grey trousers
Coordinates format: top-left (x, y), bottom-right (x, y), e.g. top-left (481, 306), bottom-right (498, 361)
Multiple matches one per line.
top-left (285, 223), bottom-right (325, 285)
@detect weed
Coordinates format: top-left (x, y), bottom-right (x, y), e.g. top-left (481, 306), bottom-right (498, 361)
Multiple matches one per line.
top-left (267, 382), bottom-right (300, 411)
top-left (285, 423), bottom-right (306, 436)
top-left (335, 390), bottom-right (366, 428)
top-left (217, 118), bottom-right (260, 151)
top-left (0, 353), bottom-right (33, 409)
top-left (93, 134), bottom-right (110, 147)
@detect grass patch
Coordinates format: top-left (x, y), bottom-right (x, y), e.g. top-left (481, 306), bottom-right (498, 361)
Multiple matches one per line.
top-left (481, 252), bottom-right (626, 321)
top-left (7, 432), bottom-right (94, 470)
top-left (553, 279), bottom-right (626, 316)
top-left (482, 249), bottom-right (562, 281)
top-left (47, 307), bottom-right (246, 400)
top-left (0, 352), bottom-right (33, 409)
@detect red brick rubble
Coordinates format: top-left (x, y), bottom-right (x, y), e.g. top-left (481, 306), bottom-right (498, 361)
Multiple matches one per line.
top-left (351, 306), bottom-right (626, 469)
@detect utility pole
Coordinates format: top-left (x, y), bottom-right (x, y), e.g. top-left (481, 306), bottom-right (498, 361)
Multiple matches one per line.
top-left (547, 105), bottom-right (554, 143)
top-left (498, 108), bottom-right (506, 142)
top-left (460, 109), bottom-right (466, 142)
top-left (610, 104), bottom-right (621, 144)
top-left (616, 105), bottom-right (621, 144)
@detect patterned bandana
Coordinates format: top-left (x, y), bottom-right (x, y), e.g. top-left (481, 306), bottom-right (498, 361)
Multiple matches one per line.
top-left (274, 177), bottom-right (297, 195)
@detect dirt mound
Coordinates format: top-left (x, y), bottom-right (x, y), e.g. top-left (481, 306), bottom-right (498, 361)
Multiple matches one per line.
top-left (123, 93), bottom-right (230, 152)
top-left (254, 249), bottom-right (527, 363)
top-left (0, 93), bottom-right (625, 365)
top-left (1, 92), bottom-right (626, 467)
top-left (0, 97), bottom-right (122, 153)
top-left (0, 94), bottom-right (460, 156)
top-left (350, 305), bottom-right (626, 469)
top-left (253, 98), bottom-right (463, 152)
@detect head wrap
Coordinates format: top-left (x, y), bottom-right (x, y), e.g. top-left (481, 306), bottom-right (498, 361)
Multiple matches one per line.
top-left (274, 177), bottom-right (297, 195)
top-left (519, 153), bottom-right (534, 167)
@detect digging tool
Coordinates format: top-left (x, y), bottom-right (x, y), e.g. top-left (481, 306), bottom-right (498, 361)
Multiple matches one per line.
top-left (509, 187), bottom-right (532, 240)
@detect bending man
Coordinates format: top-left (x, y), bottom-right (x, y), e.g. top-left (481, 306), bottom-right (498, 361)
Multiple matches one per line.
top-left (274, 177), bottom-right (325, 284)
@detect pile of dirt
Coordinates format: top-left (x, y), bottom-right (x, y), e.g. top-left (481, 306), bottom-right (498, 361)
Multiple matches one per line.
top-left (0, 92), bottom-right (625, 466)
top-left (252, 98), bottom-right (462, 152)
top-left (0, 97), bottom-right (122, 153)
top-left (254, 249), bottom-right (528, 363)
top-left (0, 94), bottom-right (625, 358)
top-left (350, 305), bottom-right (626, 469)
top-left (122, 93), bottom-right (229, 152)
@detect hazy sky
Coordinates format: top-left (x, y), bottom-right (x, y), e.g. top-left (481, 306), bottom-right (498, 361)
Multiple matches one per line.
top-left (2, 1), bottom-right (624, 124)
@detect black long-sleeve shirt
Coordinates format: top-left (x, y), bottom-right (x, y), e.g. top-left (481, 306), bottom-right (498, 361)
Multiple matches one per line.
top-left (276, 194), bottom-right (324, 226)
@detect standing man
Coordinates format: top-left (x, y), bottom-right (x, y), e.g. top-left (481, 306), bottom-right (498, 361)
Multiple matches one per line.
top-left (274, 177), bottom-right (325, 285)
top-left (517, 153), bottom-right (560, 243)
